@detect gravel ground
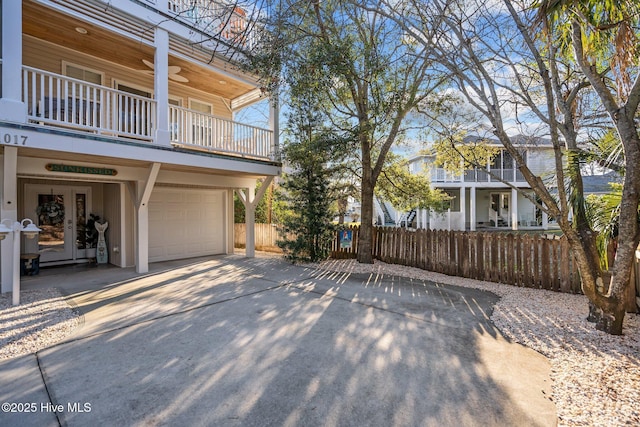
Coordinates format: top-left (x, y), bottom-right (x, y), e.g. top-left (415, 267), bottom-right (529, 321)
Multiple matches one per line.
top-left (1, 257), bottom-right (638, 426)
top-left (0, 288), bottom-right (80, 360)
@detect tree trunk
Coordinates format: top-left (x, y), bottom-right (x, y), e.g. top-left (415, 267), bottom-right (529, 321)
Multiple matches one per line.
top-left (357, 168), bottom-right (374, 264)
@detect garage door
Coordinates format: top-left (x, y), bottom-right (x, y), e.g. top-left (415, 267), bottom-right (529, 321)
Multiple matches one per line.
top-left (149, 188), bottom-right (226, 262)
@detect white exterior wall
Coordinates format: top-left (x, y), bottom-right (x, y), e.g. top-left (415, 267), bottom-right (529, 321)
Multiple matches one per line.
top-left (430, 211), bottom-right (465, 231)
top-left (527, 148), bottom-right (556, 176)
top-left (517, 192), bottom-right (537, 226)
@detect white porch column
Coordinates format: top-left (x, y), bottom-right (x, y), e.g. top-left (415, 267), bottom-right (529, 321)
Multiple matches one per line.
top-left (1, 147), bottom-right (18, 293)
top-left (542, 210), bottom-right (549, 230)
top-left (245, 189), bottom-right (256, 257)
top-left (131, 163), bottom-right (160, 273)
top-left (237, 177), bottom-right (274, 258)
top-left (460, 186), bottom-right (466, 230)
top-left (511, 187), bottom-right (518, 230)
top-left (0, 0), bottom-right (26, 122)
top-left (237, 183), bottom-right (256, 258)
top-left (470, 187), bottom-right (476, 231)
top-left (227, 190), bottom-right (235, 254)
top-left (154, 27), bottom-right (171, 146)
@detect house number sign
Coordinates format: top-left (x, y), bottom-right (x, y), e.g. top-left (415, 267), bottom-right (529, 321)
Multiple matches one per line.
top-left (46, 164), bottom-right (118, 176)
top-left (1, 132), bottom-right (28, 145)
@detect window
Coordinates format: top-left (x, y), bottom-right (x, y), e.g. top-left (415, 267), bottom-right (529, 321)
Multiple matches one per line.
top-left (189, 99), bottom-right (213, 146)
top-left (63, 62), bottom-right (103, 85)
top-left (115, 83), bottom-right (153, 136)
top-left (60, 62), bottom-right (104, 126)
top-left (189, 99), bottom-right (213, 114)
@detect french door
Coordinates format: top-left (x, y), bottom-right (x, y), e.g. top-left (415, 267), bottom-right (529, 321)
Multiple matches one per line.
top-left (24, 185), bottom-right (92, 263)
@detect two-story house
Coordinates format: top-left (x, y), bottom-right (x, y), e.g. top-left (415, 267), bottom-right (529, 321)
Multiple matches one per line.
top-left (405, 135), bottom-right (558, 231)
top-left (0, 0), bottom-right (281, 292)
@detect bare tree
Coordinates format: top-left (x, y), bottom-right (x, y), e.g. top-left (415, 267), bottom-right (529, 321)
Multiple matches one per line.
top-left (369, 0), bottom-right (639, 334)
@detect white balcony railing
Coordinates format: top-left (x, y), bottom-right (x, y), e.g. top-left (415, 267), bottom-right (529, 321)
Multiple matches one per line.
top-left (21, 66), bottom-right (275, 161)
top-left (431, 168), bottom-right (462, 183)
top-left (167, 0), bottom-right (255, 49)
top-left (430, 167), bottom-right (525, 183)
top-left (23, 66), bottom-right (156, 140)
top-left (169, 105), bottom-right (275, 160)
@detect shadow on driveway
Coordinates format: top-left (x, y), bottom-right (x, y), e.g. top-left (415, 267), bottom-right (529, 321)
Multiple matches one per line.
top-left (0, 255), bottom-right (556, 426)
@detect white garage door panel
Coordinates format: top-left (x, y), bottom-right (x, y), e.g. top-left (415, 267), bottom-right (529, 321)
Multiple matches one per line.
top-left (149, 189), bottom-right (225, 262)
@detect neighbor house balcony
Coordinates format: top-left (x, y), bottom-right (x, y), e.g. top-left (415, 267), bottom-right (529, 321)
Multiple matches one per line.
top-left (159, 0), bottom-right (256, 49)
top-left (431, 167), bottom-right (525, 184)
top-left (22, 66), bottom-right (277, 162)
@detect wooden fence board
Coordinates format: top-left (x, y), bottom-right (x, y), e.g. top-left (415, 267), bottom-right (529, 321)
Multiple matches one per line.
top-left (522, 234), bottom-right (532, 287)
top-left (477, 233), bottom-right (485, 281)
top-left (506, 234), bottom-right (515, 285)
top-left (541, 237), bottom-right (551, 289)
top-left (533, 235), bottom-right (541, 289)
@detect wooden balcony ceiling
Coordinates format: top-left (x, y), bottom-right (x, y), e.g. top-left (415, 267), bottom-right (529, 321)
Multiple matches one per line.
top-left (22, 1), bottom-right (257, 101)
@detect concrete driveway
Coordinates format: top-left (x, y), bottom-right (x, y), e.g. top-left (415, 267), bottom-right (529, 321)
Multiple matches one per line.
top-left (0, 255), bottom-right (556, 426)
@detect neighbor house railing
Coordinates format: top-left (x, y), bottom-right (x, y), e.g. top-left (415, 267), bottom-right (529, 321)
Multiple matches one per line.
top-left (169, 105), bottom-right (275, 160)
top-left (166, 0), bottom-right (255, 48)
top-left (23, 66), bottom-right (156, 140)
top-left (432, 167), bottom-right (526, 183)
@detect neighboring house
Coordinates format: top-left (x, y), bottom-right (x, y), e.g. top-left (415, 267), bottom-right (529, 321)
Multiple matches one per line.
top-left (401, 135), bottom-right (560, 231)
top-left (582, 172), bottom-right (623, 196)
top-left (0, 0), bottom-right (281, 291)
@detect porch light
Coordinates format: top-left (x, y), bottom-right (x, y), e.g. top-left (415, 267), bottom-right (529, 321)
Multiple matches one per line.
top-left (21, 219), bottom-right (41, 239)
top-left (0, 218), bottom-right (41, 305)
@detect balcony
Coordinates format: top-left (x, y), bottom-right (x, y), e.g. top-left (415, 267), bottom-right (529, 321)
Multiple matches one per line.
top-left (431, 167), bottom-right (525, 183)
top-left (164, 0), bottom-right (256, 49)
top-left (22, 66), bottom-right (277, 162)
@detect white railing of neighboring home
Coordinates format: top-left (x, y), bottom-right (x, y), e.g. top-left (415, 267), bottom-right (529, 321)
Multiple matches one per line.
top-left (167, 0), bottom-right (256, 49)
top-left (23, 66), bottom-right (156, 141)
top-left (431, 168), bottom-right (462, 182)
top-left (169, 105), bottom-right (275, 160)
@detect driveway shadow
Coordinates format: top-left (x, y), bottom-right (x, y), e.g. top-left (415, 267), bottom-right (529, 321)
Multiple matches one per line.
top-left (1, 256), bottom-right (556, 426)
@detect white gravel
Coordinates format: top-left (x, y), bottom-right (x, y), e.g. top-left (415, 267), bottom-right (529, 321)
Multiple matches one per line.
top-left (0, 288), bottom-right (80, 360)
top-left (1, 256), bottom-right (638, 427)
top-left (308, 258), bottom-right (640, 427)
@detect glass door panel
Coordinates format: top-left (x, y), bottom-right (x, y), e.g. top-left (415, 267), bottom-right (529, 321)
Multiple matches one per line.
top-left (32, 189), bottom-right (73, 262)
top-left (24, 185), bottom-right (92, 263)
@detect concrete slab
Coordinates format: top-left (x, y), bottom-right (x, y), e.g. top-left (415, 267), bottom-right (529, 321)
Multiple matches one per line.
top-left (1, 255), bottom-right (556, 426)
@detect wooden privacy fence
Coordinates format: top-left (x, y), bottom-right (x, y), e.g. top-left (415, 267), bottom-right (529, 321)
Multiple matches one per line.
top-left (332, 226), bottom-right (583, 293)
top-left (234, 223), bottom-right (283, 251)
top-left (236, 224), bottom-right (583, 293)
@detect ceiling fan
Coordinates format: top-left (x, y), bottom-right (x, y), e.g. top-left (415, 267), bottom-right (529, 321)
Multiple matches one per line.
top-left (140, 59), bottom-right (189, 83)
